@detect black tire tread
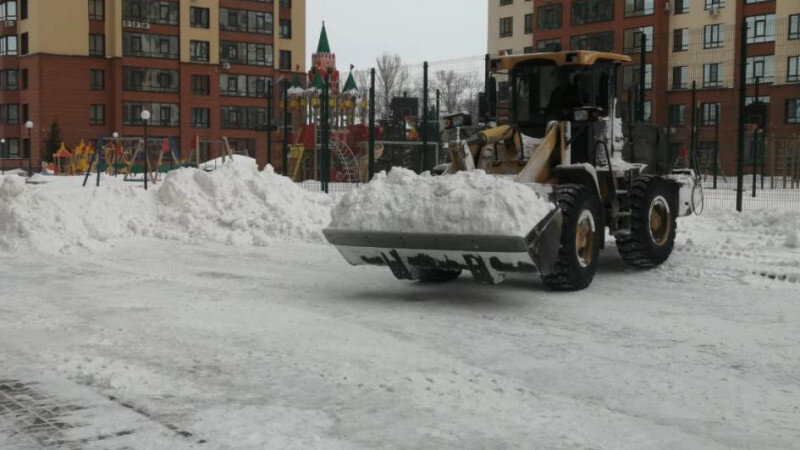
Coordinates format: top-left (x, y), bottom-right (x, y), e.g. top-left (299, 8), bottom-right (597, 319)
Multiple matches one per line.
top-left (616, 175), bottom-right (677, 268)
top-left (541, 184), bottom-right (601, 291)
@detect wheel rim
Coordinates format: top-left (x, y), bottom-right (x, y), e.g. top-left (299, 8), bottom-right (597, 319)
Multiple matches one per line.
top-left (648, 196), bottom-right (671, 247)
top-left (575, 209), bottom-right (596, 268)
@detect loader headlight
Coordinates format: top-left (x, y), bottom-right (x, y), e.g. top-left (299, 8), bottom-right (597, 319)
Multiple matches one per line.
top-left (443, 112), bottom-right (471, 129)
top-left (572, 107), bottom-right (603, 123)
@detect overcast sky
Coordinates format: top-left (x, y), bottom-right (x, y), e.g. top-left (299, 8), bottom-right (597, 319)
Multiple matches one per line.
top-left (305, 0), bottom-right (488, 71)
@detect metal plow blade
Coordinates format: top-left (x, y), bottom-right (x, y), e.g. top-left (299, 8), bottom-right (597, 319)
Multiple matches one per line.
top-left (323, 210), bottom-right (562, 284)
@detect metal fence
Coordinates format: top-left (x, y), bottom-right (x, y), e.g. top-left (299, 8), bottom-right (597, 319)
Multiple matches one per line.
top-left (294, 18), bottom-right (800, 213)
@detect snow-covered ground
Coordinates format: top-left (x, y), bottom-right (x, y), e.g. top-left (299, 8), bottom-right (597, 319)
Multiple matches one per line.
top-left (1, 167), bottom-right (799, 449)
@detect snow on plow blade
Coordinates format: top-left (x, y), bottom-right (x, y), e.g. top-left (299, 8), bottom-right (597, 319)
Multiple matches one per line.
top-left (323, 209), bottom-right (562, 284)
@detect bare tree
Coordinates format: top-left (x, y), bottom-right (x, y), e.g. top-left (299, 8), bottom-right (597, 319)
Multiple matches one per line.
top-left (433, 70), bottom-right (473, 115)
top-left (375, 53), bottom-right (405, 116)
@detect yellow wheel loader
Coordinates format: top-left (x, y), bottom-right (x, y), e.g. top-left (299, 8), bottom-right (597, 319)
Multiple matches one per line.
top-left (324, 51), bottom-right (701, 291)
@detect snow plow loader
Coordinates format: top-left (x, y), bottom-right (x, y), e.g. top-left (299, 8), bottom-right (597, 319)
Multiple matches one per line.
top-left (324, 51), bottom-right (702, 290)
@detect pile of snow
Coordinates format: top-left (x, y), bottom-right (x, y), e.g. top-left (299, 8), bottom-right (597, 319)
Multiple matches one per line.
top-left (329, 168), bottom-right (554, 235)
top-left (680, 209), bottom-right (800, 250)
top-left (0, 159), bottom-right (332, 253)
top-left (156, 159), bottom-right (332, 246)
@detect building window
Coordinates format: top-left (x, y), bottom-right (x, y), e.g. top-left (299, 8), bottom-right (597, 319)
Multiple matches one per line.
top-left (122, 67), bottom-right (179, 93)
top-left (122, 0), bottom-right (179, 26)
top-left (499, 17), bottom-right (513, 37)
top-left (623, 26), bottom-right (653, 54)
top-left (220, 41), bottom-right (273, 67)
top-left (220, 8), bottom-right (272, 34)
top-left (221, 106), bottom-right (268, 129)
top-left (702, 103), bottom-right (720, 125)
top-left (279, 19), bottom-right (291, 38)
top-left (19, 0), bottom-right (25, 20)
top-left (674, 0), bottom-right (688, 14)
top-left (570, 32), bottom-right (614, 52)
top-left (21, 69), bottom-right (26, 89)
top-left (745, 55), bottom-right (774, 84)
top-left (790, 15), bottom-right (800, 40)
top-left (90, 69), bottom-right (104, 90)
top-left (20, 32), bottom-right (27, 55)
top-left (190, 7), bottom-right (209, 28)
top-left (191, 108), bottom-right (210, 129)
top-left (704, 0), bottom-right (724, 9)
top-left (537, 39), bottom-right (561, 52)
top-left (0, 70), bottom-right (17, 90)
top-left (89, 34), bottom-right (105, 56)
top-left (703, 63), bottom-right (722, 88)
top-left (673, 28), bottom-right (689, 52)
top-left (89, 104), bottom-right (105, 125)
top-left (668, 104), bottom-right (686, 126)
top-left (672, 66), bottom-right (687, 90)
top-left (523, 46), bottom-right (534, 54)
top-left (744, 0), bottom-right (772, 3)
top-left (89, 0), bottom-right (104, 20)
top-left (788, 56), bottom-right (800, 83)
top-left (0, 139), bottom-right (19, 159)
top-left (704, 24), bottom-right (724, 49)
top-left (0, 35), bottom-right (17, 55)
top-left (746, 14), bottom-right (776, 44)
top-left (622, 64), bottom-right (652, 90)
top-left (0, 104), bottom-right (19, 124)
top-left (0, 1), bottom-right (17, 21)
top-left (123, 102), bottom-right (179, 126)
top-left (279, 50), bottom-right (291, 71)
top-left (279, 0), bottom-right (292, 7)
top-left (192, 74), bottom-right (209, 95)
top-left (123, 32), bottom-right (178, 59)
top-left (787, 99), bottom-right (800, 123)
top-left (220, 74), bottom-right (271, 98)
top-left (524, 13), bottom-right (533, 34)
top-left (500, 0), bottom-right (513, 5)
top-left (571, 0), bottom-right (614, 26)
top-left (624, 0), bottom-right (653, 17)
top-left (537, 4), bottom-right (562, 30)
top-left (190, 40), bottom-right (209, 62)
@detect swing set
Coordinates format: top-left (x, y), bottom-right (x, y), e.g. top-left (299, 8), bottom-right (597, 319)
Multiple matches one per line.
top-left (82, 136), bottom-right (181, 188)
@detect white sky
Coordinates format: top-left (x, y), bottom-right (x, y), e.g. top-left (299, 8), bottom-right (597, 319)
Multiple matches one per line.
top-left (305, 0), bottom-right (488, 71)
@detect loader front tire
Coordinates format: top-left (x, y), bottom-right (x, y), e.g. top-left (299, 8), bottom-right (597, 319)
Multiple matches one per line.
top-left (541, 184), bottom-right (603, 291)
top-left (616, 175), bottom-right (677, 268)
top-left (418, 269), bottom-right (462, 283)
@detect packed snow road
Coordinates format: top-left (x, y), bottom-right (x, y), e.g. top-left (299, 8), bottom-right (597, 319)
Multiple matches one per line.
top-left (1, 216), bottom-right (799, 449)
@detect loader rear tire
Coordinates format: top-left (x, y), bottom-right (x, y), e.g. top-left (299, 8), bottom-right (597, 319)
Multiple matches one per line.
top-left (616, 175), bottom-right (677, 268)
top-left (419, 269), bottom-right (462, 283)
top-left (541, 184), bottom-right (603, 291)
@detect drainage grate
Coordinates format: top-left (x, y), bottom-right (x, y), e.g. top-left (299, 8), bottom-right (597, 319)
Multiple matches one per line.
top-left (0, 379), bottom-right (84, 449)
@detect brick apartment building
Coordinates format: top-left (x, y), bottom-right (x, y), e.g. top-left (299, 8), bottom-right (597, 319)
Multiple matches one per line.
top-left (488, 0), bottom-right (800, 174)
top-left (0, 0), bottom-right (306, 172)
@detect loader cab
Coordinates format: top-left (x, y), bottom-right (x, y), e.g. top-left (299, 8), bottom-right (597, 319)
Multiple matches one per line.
top-left (490, 51), bottom-right (631, 164)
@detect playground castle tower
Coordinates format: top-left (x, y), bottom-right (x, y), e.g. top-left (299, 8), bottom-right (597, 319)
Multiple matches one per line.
top-left (310, 22), bottom-right (340, 94)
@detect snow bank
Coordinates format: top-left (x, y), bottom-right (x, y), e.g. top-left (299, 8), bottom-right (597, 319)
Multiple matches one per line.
top-left (0, 159), bottom-right (332, 253)
top-left (329, 168), bottom-right (554, 235)
top-left (156, 159), bottom-right (332, 245)
top-left (680, 209), bottom-right (800, 250)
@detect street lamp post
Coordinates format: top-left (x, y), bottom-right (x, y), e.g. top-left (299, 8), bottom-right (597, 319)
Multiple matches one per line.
top-left (25, 120), bottom-right (33, 177)
top-left (112, 132), bottom-right (120, 176)
top-left (140, 110), bottom-right (151, 190)
top-left (1, 138), bottom-right (5, 175)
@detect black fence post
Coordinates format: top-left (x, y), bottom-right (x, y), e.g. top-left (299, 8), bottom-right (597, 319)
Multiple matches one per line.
top-left (321, 77), bottom-right (330, 193)
top-left (638, 33), bottom-right (647, 122)
top-left (422, 61), bottom-right (429, 172)
top-left (690, 81), bottom-right (697, 170)
top-left (369, 68), bottom-right (376, 181)
top-left (752, 76), bottom-right (760, 198)
top-left (267, 81), bottom-right (273, 167)
top-left (713, 120), bottom-right (719, 189)
top-left (282, 80), bottom-right (289, 176)
top-left (736, 21), bottom-right (748, 212)
top-left (436, 88), bottom-right (441, 164)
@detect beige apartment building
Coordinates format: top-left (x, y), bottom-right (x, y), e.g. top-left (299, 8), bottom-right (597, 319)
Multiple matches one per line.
top-left (488, 0), bottom-right (534, 56)
top-left (0, 0), bottom-right (306, 172)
